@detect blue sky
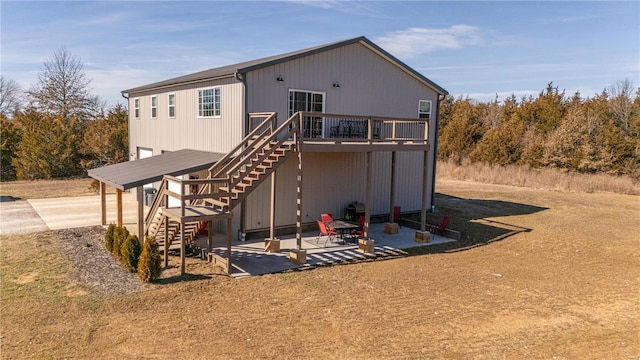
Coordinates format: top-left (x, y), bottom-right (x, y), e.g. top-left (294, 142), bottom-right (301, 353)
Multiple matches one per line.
top-left (2, 1), bottom-right (638, 107)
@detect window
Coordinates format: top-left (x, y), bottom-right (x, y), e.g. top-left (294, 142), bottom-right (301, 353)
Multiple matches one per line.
top-left (198, 87), bottom-right (221, 117)
top-left (168, 93), bottom-right (175, 118)
top-left (151, 96), bottom-right (157, 118)
top-left (289, 89), bottom-right (325, 138)
top-left (133, 98), bottom-right (140, 119)
top-left (418, 100), bottom-right (431, 119)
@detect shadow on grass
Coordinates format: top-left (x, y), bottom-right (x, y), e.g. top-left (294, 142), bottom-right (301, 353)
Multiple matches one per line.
top-left (155, 273), bottom-right (213, 284)
top-left (403, 192), bottom-right (548, 256)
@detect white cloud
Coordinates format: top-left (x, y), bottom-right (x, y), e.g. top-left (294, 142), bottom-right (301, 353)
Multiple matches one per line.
top-left (374, 25), bottom-right (484, 58)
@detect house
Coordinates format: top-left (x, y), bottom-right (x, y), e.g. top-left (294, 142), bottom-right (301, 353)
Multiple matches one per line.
top-left (88, 36), bottom-right (448, 274)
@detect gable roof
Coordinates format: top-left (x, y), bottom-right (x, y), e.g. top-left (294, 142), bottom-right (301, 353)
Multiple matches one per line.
top-left (122, 36), bottom-right (447, 96)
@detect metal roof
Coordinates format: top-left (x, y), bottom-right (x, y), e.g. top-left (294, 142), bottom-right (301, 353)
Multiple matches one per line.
top-left (121, 36), bottom-right (448, 96)
top-left (87, 149), bottom-right (224, 190)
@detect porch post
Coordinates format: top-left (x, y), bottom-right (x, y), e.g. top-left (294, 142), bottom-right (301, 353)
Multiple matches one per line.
top-left (364, 151), bottom-right (372, 237)
top-left (100, 182), bottom-right (106, 225)
top-left (116, 189), bottom-right (123, 227)
top-left (136, 186), bottom-right (144, 243)
top-left (421, 150), bottom-right (428, 231)
top-left (295, 151), bottom-right (303, 249)
top-left (226, 216), bottom-right (233, 274)
top-left (389, 151), bottom-right (396, 222)
top-left (180, 220), bottom-right (185, 275)
top-left (163, 217), bottom-right (169, 267)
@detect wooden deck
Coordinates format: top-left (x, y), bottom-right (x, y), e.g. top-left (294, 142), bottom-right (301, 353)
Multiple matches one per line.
top-left (162, 205), bottom-right (231, 222)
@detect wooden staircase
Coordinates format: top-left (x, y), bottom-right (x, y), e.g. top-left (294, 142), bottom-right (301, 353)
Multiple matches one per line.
top-left (143, 112), bottom-right (299, 254)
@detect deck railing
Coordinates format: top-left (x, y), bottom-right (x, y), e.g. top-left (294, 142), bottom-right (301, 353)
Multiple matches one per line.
top-left (296, 112), bottom-right (429, 144)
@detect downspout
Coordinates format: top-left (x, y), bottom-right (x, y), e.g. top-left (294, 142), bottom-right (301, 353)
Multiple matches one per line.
top-left (235, 71), bottom-right (247, 238)
top-left (430, 94), bottom-right (443, 212)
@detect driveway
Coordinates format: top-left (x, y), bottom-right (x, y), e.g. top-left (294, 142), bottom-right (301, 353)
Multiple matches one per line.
top-left (0, 193), bottom-right (139, 236)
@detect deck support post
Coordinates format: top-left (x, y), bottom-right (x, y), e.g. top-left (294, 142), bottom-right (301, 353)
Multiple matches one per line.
top-left (180, 220), bottom-right (185, 275)
top-left (207, 220), bottom-right (212, 253)
top-left (100, 182), bottom-right (106, 225)
top-left (269, 170), bottom-right (277, 241)
top-left (116, 189), bottom-right (123, 227)
top-left (389, 151), bottom-right (396, 223)
top-left (163, 217), bottom-right (169, 268)
top-left (226, 216), bottom-right (233, 274)
top-left (136, 186), bottom-right (144, 243)
top-left (295, 151), bottom-right (303, 249)
top-left (421, 150), bottom-right (428, 231)
top-left (364, 151), bottom-right (372, 237)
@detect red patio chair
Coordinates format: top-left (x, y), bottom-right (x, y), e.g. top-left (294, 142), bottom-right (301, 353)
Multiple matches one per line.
top-left (429, 216), bottom-right (450, 236)
top-left (317, 220), bottom-right (338, 247)
top-left (350, 215), bottom-right (365, 238)
top-left (321, 213), bottom-right (333, 223)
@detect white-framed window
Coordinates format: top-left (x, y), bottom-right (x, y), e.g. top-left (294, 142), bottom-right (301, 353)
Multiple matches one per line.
top-left (418, 100), bottom-right (432, 119)
top-left (289, 89), bottom-right (325, 138)
top-left (168, 93), bottom-right (175, 118)
top-left (151, 95), bottom-right (158, 118)
top-left (133, 98), bottom-right (140, 119)
top-left (198, 87), bottom-right (221, 117)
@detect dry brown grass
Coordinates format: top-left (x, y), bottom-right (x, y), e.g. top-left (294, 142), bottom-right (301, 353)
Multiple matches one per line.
top-left (437, 160), bottom-right (640, 195)
top-left (1, 180), bottom-right (638, 359)
top-left (0, 178), bottom-right (103, 200)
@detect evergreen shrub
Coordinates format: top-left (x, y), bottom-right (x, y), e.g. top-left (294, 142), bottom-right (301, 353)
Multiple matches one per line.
top-left (104, 223), bottom-right (116, 252)
top-left (112, 226), bottom-right (129, 259)
top-left (138, 236), bottom-right (162, 282)
top-left (121, 234), bottom-right (142, 272)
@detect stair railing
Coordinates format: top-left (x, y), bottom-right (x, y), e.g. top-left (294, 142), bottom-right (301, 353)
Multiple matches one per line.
top-left (144, 177), bottom-right (169, 236)
top-left (223, 115), bottom-right (298, 195)
top-left (209, 112), bottom-right (277, 178)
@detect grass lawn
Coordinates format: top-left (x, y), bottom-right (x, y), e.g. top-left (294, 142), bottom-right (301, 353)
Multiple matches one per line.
top-left (1, 179), bottom-right (638, 358)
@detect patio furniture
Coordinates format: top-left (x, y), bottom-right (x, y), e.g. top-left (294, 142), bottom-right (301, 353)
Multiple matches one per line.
top-left (429, 216), bottom-right (450, 236)
top-left (321, 213), bottom-right (334, 223)
top-left (327, 219), bottom-right (360, 244)
top-left (350, 215), bottom-right (365, 237)
top-left (317, 220), bottom-right (338, 247)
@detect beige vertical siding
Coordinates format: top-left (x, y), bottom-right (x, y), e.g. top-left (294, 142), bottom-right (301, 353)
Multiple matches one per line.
top-left (128, 76), bottom-right (244, 158)
top-left (242, 42), bottom-right (439, 230)
top-left (243, 151), bottom-right (428, 231)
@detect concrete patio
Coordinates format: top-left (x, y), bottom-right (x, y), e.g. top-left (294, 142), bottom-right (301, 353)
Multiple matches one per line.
top-left (195, 223), bottom-right (456, 278)
top-left (4, 192), bottom-right (456, 278)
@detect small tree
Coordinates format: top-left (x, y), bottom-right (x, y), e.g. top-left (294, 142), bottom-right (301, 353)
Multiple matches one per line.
top-left (104, 223), bottom-right (116, 252)
top-left (120, 234), bottom-right (142, 272)
top-left (138, 237), bottom-right (162, 282)
top-left (112, 226), bottom-right (129, 259)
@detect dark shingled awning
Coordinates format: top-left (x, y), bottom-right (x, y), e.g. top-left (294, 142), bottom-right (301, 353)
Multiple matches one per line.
top-left (88, 149), bottom-right (225, 190)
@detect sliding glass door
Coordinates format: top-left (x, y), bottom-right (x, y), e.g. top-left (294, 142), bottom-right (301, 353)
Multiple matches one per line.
top-left (289, 90), bottom-right (325, 138)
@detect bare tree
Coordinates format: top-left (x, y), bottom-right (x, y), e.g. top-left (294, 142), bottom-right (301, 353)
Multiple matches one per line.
top-left (27, 47), bottom-right (102, 120)
top-left (0, 76), bottom-right (22, 116)
top-left (608, 78), bottom-right (635, 131)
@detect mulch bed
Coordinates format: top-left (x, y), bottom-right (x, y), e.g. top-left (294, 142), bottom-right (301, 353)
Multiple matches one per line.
top-left (55, 226), bottom-right (153, 296)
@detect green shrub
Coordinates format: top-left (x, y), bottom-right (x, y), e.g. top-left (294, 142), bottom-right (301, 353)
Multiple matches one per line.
top-left (120, 234), bottom-right (142, 272)
top-left (138, 236), bottom-right (162, 282)
top-left (104, 223), bottom-right (116, 252)
top-left (112, 226), bottom-right (129, 259)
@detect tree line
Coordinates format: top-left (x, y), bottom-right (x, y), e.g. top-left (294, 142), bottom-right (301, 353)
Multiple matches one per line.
top-left (438, 81), bottom-right (640, 179)
top-left (1, 48), bottom-right (128, 181)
